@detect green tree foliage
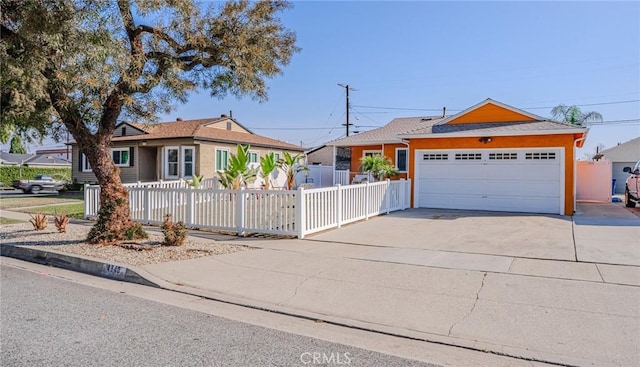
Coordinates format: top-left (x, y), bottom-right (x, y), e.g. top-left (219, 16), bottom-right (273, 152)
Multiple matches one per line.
top-left (9, 135), bottom-right (27, 154)
top-left (277, 151), bottom-right (307, 190)
top-left (259, 152), bottom-right (277, 190)
top-left (1, 0), bottom-right (298, 243)
top-left (360, 155), bottom-right (398, 181)
top-left (218, 144), bottom-right (258, 189)
top-left (550, 105), bottom-right (603, 126)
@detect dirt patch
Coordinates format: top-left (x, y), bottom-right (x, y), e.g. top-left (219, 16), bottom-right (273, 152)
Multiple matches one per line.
top-left (0, 223), bottom-right (253, 267)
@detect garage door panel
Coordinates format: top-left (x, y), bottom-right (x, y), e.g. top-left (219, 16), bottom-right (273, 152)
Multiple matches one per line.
top-left (416, 149), bottom-right (563, 215)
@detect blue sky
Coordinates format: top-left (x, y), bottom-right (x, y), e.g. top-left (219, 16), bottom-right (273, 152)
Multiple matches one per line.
top-left (17, 1), bottom-right (640, 158)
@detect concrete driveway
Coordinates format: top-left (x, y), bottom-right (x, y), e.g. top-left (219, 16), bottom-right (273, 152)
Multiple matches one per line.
top-left (311, 208), bottom-right (577, 261)
top-left (309, 203), bottom-right (640, 266)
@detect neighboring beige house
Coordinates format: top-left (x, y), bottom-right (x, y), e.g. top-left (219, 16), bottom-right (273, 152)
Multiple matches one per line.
top-left (71, 116), bottom-right (305, 184)
top-left (305, 145), bottom-right (351, 170)
top-left (595, 137), bottom-right (640, 194)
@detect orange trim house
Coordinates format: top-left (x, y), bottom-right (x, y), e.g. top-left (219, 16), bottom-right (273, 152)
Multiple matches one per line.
top-left (327, 99), bottom-right (588, 215)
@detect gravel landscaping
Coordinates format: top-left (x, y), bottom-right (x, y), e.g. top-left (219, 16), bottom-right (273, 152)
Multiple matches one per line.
top-left (0, 222), bottom-right (251, 267)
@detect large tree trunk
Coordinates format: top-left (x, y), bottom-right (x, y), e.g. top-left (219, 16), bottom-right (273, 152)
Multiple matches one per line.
top-left (82, 133), bottom-right (147, 244)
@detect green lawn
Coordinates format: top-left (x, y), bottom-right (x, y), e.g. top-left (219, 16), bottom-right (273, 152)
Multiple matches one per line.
top-left (0, 217), bottom-right (26, 224)
top-left (16, 203), bottom-right (85, 219)
top-left (0, 194), bottom-right (84, 210)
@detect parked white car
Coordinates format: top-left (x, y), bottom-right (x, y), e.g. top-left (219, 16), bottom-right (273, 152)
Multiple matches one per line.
top-left (623, 160), bottom-right (640, 208)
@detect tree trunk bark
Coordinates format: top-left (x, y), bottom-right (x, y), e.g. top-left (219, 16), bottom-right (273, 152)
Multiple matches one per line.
top-left (85, 139), bottom-right (146, 244)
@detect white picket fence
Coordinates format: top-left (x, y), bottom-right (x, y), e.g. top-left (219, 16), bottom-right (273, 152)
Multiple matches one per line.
top-left (85, 179), bottom-right (411, 238)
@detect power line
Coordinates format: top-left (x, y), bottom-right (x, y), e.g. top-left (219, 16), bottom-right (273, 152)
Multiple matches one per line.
top-left (352, 98), bottom-right (640, 113)
top-left (249, 118), bottom-right (640, 131)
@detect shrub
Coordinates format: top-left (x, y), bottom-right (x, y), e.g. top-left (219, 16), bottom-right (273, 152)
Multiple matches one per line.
top-left (54, 212), bottom-right (70, 233)
top-left (161, 214), bottom-right (187, 246)
top-left (29, 213), bottom-right (48, 230)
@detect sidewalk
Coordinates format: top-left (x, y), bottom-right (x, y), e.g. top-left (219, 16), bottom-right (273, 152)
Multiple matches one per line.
top-left (2, 208), bottom-right (639, 366)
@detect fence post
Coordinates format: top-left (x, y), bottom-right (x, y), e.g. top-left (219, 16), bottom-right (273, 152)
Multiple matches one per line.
top-left (296, 186), bottom-right (305, 238)
top-left (236, 187), bottom-right (246, 236)
top-left (84, 183), bottom-right (89, 219)
top-left (365, 181), bottom-right (370, 220)
top-left (335, 185), bottom-right (342, 228)
top-left (186, 188), bottom-right (194, 227)
top-left (144, 187), bottom-right (151, 223)
top-left (403, 179), bottom-right (409, 210)
top-left (385, 179), bottom-right (391, 214)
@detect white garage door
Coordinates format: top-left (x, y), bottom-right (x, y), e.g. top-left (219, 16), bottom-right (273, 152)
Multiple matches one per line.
top-left (415, 149), bottom-right (563, 214)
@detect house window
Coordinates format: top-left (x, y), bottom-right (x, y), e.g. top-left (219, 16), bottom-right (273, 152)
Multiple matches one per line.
top-left (455, 153), bottom-right (482, 160)
top-left (525, 152), bottom-right (556, 160)
top-left (122, 127), bottom-right (126, 136)
top-left (111, 148), bottom-right (130, 167)
top-left (423, 153), bottom-right (448, 161)
top-left (165, 147), bottom-right (179, 178)
top-left (216, 148), bottom-right (229, 171)
top-left (182, 146), bottom-right (195, 178)
top-left (249, 151), bottom-right (259, 164)
top-left (489, 152), bottom-right (518, 160)
top-left (363, 150), bottom-right (382, 158)
top-left (273, 151), bottom-right (282, 162)
top-left (395, 148), bottom-right (408, 172)
top-left (81, 153), bottom-right (91, 172)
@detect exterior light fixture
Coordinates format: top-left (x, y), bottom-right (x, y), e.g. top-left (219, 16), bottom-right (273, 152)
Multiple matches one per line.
top-left (479, 137), bottom-right (493, 144)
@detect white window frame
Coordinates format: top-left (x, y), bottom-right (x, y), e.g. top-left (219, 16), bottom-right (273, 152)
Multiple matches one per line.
top-left (181, 146), bottom-right (196, 178)
top-left (363, 150), bottom-right (382, 158)
top-left (272, 151), bottom-right (282, 162)
top-left (215, 148), bottom-right (230, 172)
top-left (111, 147), bottom-right (130, 167)
top-left (249, 150), bottom-right (259, 164)
top-left (81, 153), bottom-right (92, 172)
top-left (164, 146), bottom-right (179, 179)
top-left (395, 148), bottom-right (408, 173)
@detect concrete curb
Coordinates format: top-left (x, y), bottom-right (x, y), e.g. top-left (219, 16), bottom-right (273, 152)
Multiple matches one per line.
top-left (0, 244), bottom-right (159, 288)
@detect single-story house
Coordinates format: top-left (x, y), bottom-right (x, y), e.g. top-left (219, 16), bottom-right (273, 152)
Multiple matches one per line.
top-left (327, 99), bottom-right (588, 215)
top-left (71, 115), bottom-right (305, 185)
top-left (0, 151), bottom-right (71, 168)
top-left (594, 137), bottom-right (640, 194)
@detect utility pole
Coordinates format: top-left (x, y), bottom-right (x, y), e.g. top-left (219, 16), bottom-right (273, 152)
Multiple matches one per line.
top-left (337, 83), bottom-right (356, 136)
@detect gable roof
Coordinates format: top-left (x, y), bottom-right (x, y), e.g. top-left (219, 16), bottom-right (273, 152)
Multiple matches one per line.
top-left (24, 155), bottom-right (71, 166)
top-left (104, 117), bottom-right (303, 151)
top-left (326, 116), bottom-right (446, 146)
top-left (0, 152), bottom-right (35, 165)
top-left (436, 98), bottom-right (546, 125)
top-left (400, 120), bottom-right (586, 137)
top-left (597, 137), bottom-right (640, 162)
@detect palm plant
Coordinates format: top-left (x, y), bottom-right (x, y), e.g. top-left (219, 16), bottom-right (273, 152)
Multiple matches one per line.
top-left (259, 152), bottom-right (278, 190)
top-left (278, 152), bottom-right (308, 190)
top-left (360, 155), bottom-right (398, 181)
top-left (550, 105), bottom-right (603, 126)
top-left (217, 145), bottom-right (258, 189)
top-left (183, 175), bottom-right (204, 189)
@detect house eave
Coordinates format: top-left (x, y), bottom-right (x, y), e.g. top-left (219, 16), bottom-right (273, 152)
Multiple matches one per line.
top-left (399, 129), bottom-right (588, 139)
top-left (326, 139), bottom-right (402, 147)
top-left (193, 136), bottom-right (305, 151)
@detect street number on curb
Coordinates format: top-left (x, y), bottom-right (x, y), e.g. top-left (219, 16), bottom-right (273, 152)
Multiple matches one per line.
top-left (101, 263), bottom-right (127, 280)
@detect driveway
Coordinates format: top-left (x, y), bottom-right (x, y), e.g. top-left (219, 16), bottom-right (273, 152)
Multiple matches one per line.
top-left (310, 208), bottom-right (577, 261)
top-left (309, 203), bottom-right (640, 266)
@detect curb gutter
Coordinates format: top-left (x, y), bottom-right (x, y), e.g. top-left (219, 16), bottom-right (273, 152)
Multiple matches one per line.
top-left (0, 244), bottom-right (159, 288)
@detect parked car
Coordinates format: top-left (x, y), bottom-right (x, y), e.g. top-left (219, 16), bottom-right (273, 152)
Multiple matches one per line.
top-left (12, 174), bottom-right (65, 194)
top-left (623, 160), bottom-right (640, 208)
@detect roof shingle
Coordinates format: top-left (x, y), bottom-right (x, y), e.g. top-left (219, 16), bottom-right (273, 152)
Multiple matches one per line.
top-left (327, 116), bottom-right (445, 146)
top-left (110, 118), bottom-right (303, 151)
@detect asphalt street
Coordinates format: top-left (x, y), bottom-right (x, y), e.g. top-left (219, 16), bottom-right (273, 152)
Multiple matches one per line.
top-left (0, 264), bottom-right (438, 367)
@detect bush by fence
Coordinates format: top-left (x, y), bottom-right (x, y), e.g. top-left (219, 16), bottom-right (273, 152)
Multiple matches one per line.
top-left (0, 166), bottom-right (71, 187)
